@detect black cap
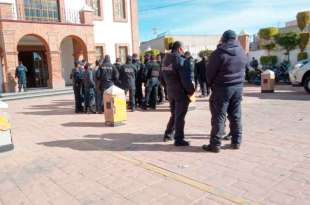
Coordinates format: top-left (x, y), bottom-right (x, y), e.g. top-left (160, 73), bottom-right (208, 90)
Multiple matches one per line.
top-left (222, 30), bottom-right (237, 42)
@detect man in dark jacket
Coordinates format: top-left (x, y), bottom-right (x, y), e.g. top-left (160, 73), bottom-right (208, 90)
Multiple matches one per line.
top-left (70, 61), bottom-right (84, 113)
top-left (132, 53), bottom-right (144, 107)
top-left (96, 55), bottom-right (119, 113)
top-left (119, 56), bottom-right (136, 112)
top-left (15, 61), bottom-right (28, 92)
top-left (162, 41), bottom-right (195, 146)
top-left (113, 58), bottom-right (122, 87)
top-left (197, 56), bottom-right (209, 97)
top-left (144, 54), bottom-right (160, 109)
top-left (202, 30), bottom-right (247, 153)
top-left (82, 63), bottom-right (96, 114)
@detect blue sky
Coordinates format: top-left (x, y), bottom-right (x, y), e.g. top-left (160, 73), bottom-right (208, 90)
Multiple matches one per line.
top-left (138, 0), bottom-right (310, 41)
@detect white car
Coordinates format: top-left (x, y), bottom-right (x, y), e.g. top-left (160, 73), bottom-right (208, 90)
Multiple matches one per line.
top-left (289, 59), bottom-right (310, 94)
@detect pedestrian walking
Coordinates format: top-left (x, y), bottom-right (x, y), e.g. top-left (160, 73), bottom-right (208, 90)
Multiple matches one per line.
top-left (82, 63), bottom-right (96, 114)
top-left (202, 30), bottom-right (248, 153)
top-left (70, 61), bottom-right (84, 113)
top-left (161, 41), bottom-right (195, 146)
top-left (15, 61), bottom-right (28, 92)
top-left (144, 54), bottom-right (160, 110)
top-left (119, 56), bottom-right (136, 112)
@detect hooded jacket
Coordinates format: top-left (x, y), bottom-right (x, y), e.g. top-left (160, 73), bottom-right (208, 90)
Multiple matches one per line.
top-left (96, 56), bottom-right (119, 91)
top-left (206, 40), bottom-right (247, 87)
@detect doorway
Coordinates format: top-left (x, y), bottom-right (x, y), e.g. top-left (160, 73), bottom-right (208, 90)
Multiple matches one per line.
top-left (17, 35), bottom-right (50, 88)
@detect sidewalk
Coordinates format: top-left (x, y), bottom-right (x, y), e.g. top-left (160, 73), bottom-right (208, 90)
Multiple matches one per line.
top-left (0, 85), bottom-right (310, 205)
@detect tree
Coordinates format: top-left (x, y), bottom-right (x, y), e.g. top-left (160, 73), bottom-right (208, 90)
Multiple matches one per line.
top-left (164, 37), bottom-right (174, 50)
top-left (198, 49), bottom-right (213, 58)
top-left (296, 11), bottom-right (310, 60)
top-left (258, 27), bottom-right (279, 56)
top-left (274, 32), bottom-right (300, 62)
top-left (259, 27), bottom-right (279, 40)
top-left (297, 11), bottom-right (310, 32)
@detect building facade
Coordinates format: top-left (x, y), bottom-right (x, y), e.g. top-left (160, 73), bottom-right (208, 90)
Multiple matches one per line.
top-left (0, 0), bottom-right (139, 92)
top-left (140, 34), bottom-right (222, 58)
top-left (140, 33), bottom-right (249, 59)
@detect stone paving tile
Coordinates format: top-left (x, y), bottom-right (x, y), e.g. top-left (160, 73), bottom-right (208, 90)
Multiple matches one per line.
top-left (1, 85), bottom-right (310, 205)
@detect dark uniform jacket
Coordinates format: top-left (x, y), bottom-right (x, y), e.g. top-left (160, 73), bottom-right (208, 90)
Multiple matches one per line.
top-left (82, 69), bottom-right (95, 89)
top-left (161, 52), bottom-right (195, 101)
top-left (71, 67), bottom-right (83, 88)
top-left (197, 59), bottom-right (207, 81)
top-left (119, 63), bottom-right (136, 90)
top-left (207, 40), bottom-right (247, 87)
top-left (184, 58), bottom-right (195, 81)
top-left (96, 62), bottom-right (119, 91)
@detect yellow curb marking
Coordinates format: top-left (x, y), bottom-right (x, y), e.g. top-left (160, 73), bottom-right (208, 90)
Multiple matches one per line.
top-left (111, 153), bottom-right (260, 205)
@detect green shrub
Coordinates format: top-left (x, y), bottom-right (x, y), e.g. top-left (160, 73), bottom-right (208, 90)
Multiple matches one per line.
top-left (298, 52), bottom-right (309, 61)
top-left (297, 11), bottom-right (310, 31)
top-left (164, 37), bottom-right (174, 50)
top-left (144, 49), bottom-right (161, 56)
top-left (260, 56), bottom-right (278, 66)
top-left (258, 27), bottom-right (279, 40)
top-left (299, 32), bottom-right (310, 52)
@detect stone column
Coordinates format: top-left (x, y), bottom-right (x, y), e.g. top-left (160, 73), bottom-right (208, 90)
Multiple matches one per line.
top-left (49, 51), bottom-right (65, 89)
top-left (130, 0), bottom-right (139, 54)
top-left (79, 6), bottom-right (94, 24)
top-left (238, 33), bottom-right (250, 54)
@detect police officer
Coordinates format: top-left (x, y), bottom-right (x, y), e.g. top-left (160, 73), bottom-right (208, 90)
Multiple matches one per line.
top-left (197, 56), bottom-right (209, 97)
top-left (70, 61), bottom-right (84, 113)
top-left (161, 41), bottom-right (195, 146)
top-left (96, 55), bottom-right (119, 113)
top-left (194, 59), bottom-right (199, 90)
top-left (82, 63), bottom-right (96, 114)
top-left (15, 60), bottom-right (28, 92)
top-left (119, 56), bottom-right (136, 112)
top-left (113, 58), bottom-right (122, 87)
top-left (184, 51), bottom-right (195, 81)
top-left (144, 54), bottom-right (160, 110)
top-left (203, 30), bottom-right (247, 153)
top-left (132, 53), bottom-right (144, 107)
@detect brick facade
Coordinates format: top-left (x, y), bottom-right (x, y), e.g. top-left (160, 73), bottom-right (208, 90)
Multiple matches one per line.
top-left (0, 0), bottom-right (138, 93)
top-left (0, 2), bottom-right (96, 92)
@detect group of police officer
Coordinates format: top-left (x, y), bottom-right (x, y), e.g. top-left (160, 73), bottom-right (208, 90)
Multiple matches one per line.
top-left (71, 29), bottom-right (247, 153)
top-left (71, 52), bottom-right (168, 114)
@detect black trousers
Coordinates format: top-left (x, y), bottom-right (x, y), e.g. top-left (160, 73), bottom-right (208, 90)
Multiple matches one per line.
top-left (135, 80), bottom-right (144, 106)
top-left (209, 85), bottom-right (243, 147)
top-left (165, 98), bottom-right (190, 142)
top-left (126, 88), bottom-right (136, 109)
top-left (73, 86), bottom-right (83, 112)
top-left (199, 79), bottom-right (209, 96)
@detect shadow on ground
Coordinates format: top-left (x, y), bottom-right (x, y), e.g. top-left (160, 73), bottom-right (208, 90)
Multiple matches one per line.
top-left (243, 91), bottom-right (310, 101)
top-left (38, 133), bottom-right (210, 153)
top-left (19, 99), bottom-right (75, 115)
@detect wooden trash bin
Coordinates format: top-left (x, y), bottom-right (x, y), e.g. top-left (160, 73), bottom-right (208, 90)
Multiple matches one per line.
top-left (0, 101), bottom-right (13, 152)
top-left (261, 70), bottom-right (275, 93)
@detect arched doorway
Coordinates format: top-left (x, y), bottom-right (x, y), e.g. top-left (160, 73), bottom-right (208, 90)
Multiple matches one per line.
top-left (17, 35), bottom-right (50, 88)
top-left (60, 36), bottom-right (87, 86)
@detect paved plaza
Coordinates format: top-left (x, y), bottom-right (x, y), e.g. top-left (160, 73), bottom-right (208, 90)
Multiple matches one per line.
top-left (0, 85), bottom-right (310, 205)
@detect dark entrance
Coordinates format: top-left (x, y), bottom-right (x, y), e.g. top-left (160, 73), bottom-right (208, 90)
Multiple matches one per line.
top-left (18, 51), bottom-right (49, 88)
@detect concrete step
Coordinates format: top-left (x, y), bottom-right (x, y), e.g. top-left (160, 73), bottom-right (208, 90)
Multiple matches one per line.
top-left (0, 87), bottom-right (73, 101)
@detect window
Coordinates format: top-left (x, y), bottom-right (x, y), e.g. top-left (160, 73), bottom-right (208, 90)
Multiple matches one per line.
top-left (23, 0), bottom-right (59, 22)
top-left (119, 46), bottom-right (128, 64)
top-left (89, 0), bottom-right (101, 17)
top-left (113, 0), bottom-right (127, 22)
top-left (96, 46), bottom-right (104, 60)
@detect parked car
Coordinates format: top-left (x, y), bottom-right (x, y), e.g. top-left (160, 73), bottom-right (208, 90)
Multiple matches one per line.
top-left (289, 59), bottom-right (310, 94)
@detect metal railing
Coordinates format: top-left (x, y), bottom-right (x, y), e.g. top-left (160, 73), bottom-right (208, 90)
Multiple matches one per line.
top-left (7, 4), bottom-right (81, 24)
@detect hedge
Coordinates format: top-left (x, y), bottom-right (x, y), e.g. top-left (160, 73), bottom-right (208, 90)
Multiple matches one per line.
top-left (299, 32), bottom-right (310, 52)
top-left (258, 27), bottom-right (279, 40)
top-left (298, 52), bottom-right (309, 61)
top-left (297, 11), bottom-right (310, 31)
top-left (260, 56), bottom-right (278, 66)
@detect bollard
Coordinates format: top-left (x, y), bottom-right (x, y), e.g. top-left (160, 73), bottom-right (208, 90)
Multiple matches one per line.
top-left (103, 85), bottom-right (127, 127)
top-left (261, 70), bottom-right (275, 93)
top-left (0, 101), bottom-right (13, 152)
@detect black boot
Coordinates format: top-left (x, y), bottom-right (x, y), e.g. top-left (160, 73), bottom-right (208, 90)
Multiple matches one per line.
top-left (174, 140), bottom-right (190, 147)
top-left (202, 144), bottom-right (221, 153)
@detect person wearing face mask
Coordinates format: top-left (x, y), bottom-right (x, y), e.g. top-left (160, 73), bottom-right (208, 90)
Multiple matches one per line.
top-left (161, 41), bottom-right (195, 146)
